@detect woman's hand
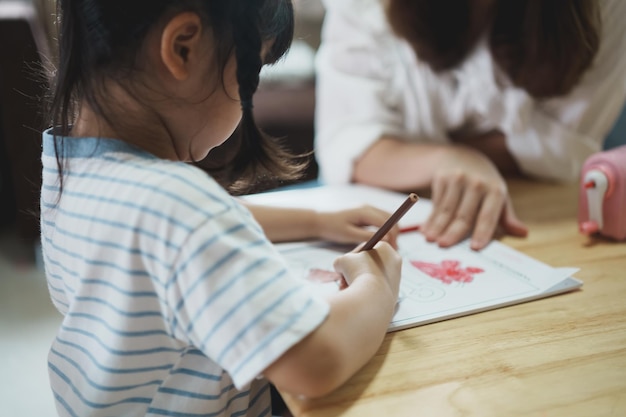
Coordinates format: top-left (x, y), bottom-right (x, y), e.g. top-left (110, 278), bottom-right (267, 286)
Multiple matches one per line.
top-left (316, 205), bottom-right (399, 248)
top-left (421, 145), bottom-right (528, 250)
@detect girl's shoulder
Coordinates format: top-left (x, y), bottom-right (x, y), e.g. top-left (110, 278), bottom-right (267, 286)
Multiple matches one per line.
top-left (144, 159), bottom-right (234, 208)
top-left (131, 159), bottom-right (261, 242)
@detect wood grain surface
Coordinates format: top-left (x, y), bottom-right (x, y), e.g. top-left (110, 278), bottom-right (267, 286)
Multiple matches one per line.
top-left (281, 179), bottom-right (626, 417)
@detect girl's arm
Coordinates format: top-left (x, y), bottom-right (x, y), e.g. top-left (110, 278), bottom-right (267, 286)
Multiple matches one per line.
top-left (244, 203), bottom-right (399, 247)
top-left (263, 241), bottom-right (402, 398)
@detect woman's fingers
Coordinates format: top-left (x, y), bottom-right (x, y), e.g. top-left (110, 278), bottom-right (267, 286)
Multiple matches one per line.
top-left (424, 177), bottom-right (511, 249)
top-left (500, 199), bottom-right (529, 238)
top-left (436, 182), bottom-right (485, 247)
top-left (419, 145), bottom-right (524, 249)
top-left (469, 186), bottom-right (507, 250)
top-left (423, 176), bottom-right (463, 242)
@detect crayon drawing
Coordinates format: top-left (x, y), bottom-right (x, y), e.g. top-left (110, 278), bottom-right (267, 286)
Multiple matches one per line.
top-left (409, 259), bottom-right (485, 285)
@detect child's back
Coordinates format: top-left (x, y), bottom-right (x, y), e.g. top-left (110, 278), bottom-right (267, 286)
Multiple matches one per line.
top-left (41, 133), bottom-right (328, 415)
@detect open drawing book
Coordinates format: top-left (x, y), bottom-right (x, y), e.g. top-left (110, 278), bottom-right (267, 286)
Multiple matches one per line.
top-left (243, 184), bottom-right (583, 332)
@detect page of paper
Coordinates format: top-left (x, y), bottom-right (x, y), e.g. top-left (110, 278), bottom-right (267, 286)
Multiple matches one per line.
top-left (277, 235), bottom-right (580, 331)
top-left (245, 184), bottom-right (581, 331)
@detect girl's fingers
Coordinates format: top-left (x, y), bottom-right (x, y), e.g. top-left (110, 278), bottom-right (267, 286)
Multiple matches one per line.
top-left (346, 224), bottom-right (399, 249)
top-left (354, 205), bottom-right (392, 226)
top-left (363, 206), bottom-right (401, 248)
top-left (343, 206), bottom-right (400, 246)
top-left (344, 226), bottom-right (386, 246)
top-left (316, 206), bottom-right (401, 248)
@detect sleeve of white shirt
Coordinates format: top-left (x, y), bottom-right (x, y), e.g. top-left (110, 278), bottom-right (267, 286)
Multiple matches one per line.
top-left (317, 0), bottom-right (626, 184)
top-left (503, 0), bottom-right (626, 182)
top-left (315, 0), bottom-right (407, 184)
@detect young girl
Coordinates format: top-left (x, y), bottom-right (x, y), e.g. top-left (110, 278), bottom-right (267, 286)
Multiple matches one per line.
top-left (41, 1), bottom-right (402, 416)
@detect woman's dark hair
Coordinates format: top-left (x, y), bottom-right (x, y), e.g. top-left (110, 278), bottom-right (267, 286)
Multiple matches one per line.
top-left (387, 0), bottom-right (600, 99)
top-left (47, 0), bottom-right (298, 193)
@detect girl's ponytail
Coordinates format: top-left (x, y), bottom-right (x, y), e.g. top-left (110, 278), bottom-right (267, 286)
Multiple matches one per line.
top-left (207, 0), bottom-right (303, 194)
top-left (49, 0), bottom-right (82, 138)
top-left (48, 0), bottom-right (85, 193)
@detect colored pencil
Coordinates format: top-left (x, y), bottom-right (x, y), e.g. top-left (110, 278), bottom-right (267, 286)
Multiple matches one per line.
top-left (399, 224), bottom-right (421, 234)
top-left (360, 193), bottom-right (419, 251)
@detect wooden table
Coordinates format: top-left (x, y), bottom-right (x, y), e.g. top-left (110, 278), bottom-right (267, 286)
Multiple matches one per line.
top-left (282, 179), bottom-right (626, 417)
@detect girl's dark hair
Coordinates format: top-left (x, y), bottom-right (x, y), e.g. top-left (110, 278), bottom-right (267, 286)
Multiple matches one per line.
top-left (47, 0), bottom-right (299, 193)
top-left (387, 0), bottom-right (600, 99)
top-left (209, 0), bottom-right (304, 194)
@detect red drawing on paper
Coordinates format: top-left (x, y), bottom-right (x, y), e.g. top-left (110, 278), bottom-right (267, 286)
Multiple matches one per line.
top-left (307, 268), bottom-right (342, 283)
top-left (307, 268), bottom-right (348, 290)
top-left (410, 260), bottom-right (484, 285)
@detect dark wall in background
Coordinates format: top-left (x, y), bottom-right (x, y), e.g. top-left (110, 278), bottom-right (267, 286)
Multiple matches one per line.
top-left (0, 15), bottom-right (46, 242)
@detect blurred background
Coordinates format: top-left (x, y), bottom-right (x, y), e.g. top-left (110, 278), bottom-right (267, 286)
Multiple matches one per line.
top-left (0, 0), bottom-right (324, 415)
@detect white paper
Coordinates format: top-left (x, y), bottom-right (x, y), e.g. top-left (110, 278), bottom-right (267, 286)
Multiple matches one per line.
top-left (244, 184), bottom-right (583, 331)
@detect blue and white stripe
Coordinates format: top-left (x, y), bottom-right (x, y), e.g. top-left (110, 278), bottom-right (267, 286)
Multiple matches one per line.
top-left (41, 130), bottom-right (329, 416)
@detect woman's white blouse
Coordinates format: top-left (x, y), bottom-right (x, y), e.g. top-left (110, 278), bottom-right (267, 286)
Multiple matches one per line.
top-left (315, 0), bottom-right (626, 184)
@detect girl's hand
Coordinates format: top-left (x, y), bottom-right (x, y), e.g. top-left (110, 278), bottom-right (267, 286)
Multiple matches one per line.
top-left (421, 145), bottom-right (528, 250)
top-left (316, 206), bottom-right (399, 248)
top-left (333, 241), bottom-right (402, 297)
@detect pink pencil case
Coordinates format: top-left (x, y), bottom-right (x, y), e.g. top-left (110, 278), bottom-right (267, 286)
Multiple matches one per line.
top-left (578, 145), bottom-right (626, 241)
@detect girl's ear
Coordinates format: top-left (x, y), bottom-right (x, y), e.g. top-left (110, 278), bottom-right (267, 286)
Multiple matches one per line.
top-left (161, 12), bottom-right (203, 81)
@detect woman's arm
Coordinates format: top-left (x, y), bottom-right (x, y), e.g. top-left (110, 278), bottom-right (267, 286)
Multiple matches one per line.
top-left (354, 136), bottom-right (527, 250)
top-left (449, 130), bottom-right (521, 177)
top-left (353, 136), bottom-right (450, 191)
top-left (315, 0), bottom-right (405, 186)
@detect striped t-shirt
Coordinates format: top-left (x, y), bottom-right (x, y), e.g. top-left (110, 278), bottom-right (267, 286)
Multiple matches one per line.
top-left (40, 130), bottom-right (330, 417)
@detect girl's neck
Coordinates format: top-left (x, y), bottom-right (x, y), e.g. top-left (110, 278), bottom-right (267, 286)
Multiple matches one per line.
top-left (71, 82), bottom-right (183, 161)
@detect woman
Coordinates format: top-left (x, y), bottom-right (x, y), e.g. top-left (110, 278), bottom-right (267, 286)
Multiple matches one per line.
top-left (315, 0), bottom-right (626, 250)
